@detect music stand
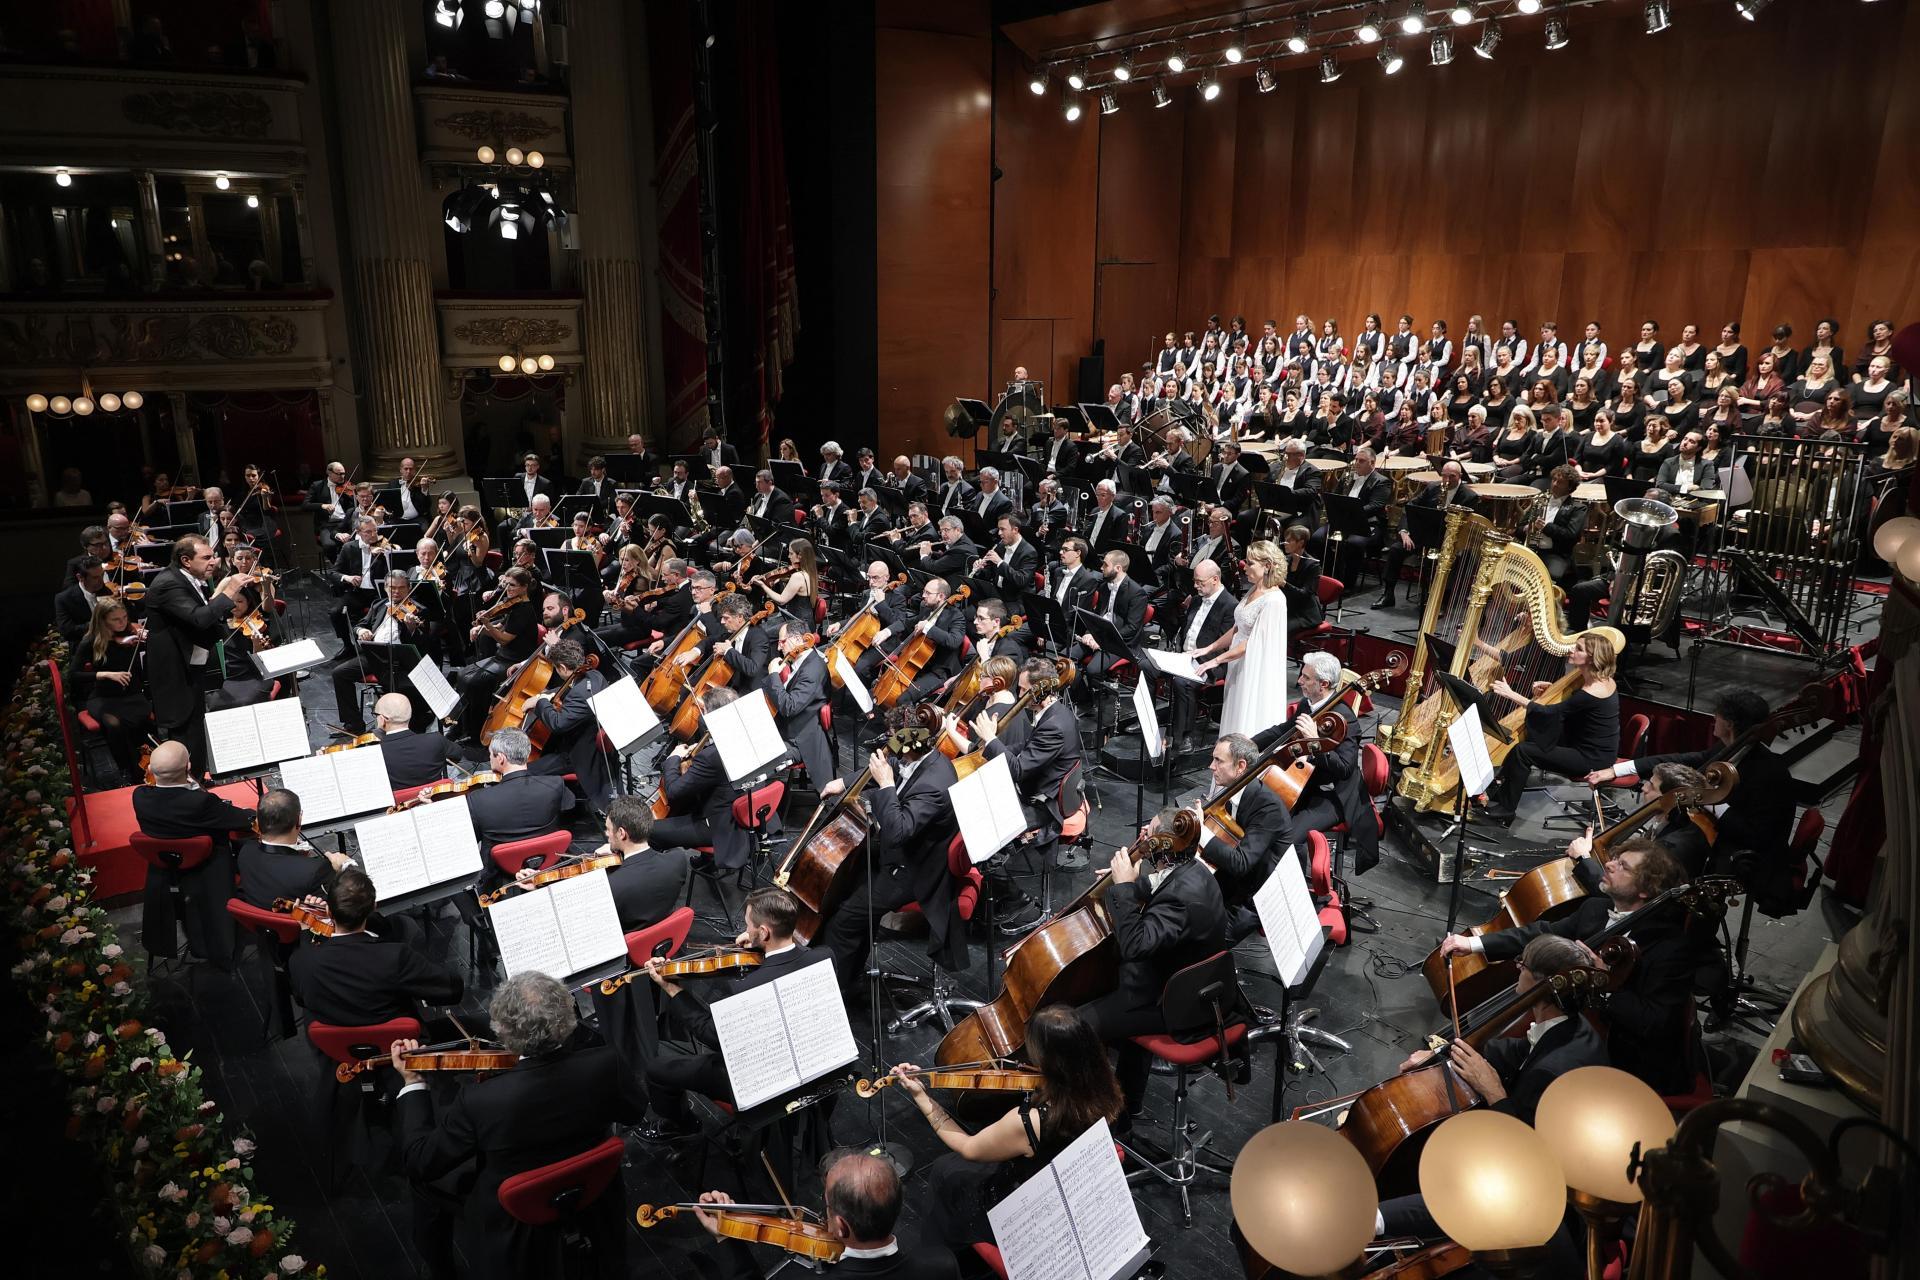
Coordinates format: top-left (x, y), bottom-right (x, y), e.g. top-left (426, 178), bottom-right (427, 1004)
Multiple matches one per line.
top-left (950, 396), bottom-right (993, 440)
top-left (1402, 504), bottom-right (1448, 607)
top-left (1081, 403), bottom-right (1122, 435)
top-left (631, 493), bottom-right (693, 530)
top-left (770, 459), bottom-right (810, 496)
top-left (700, 484), bottom-right (746, 530)
top-left (1321, 492), bottom-right (1371, 610)
top-left (542, 549), bottom-right (601, 602)
top-left (978, 449), bottom-right (1043, 492)
top-left (555, 494), bottom-right (600, 524)
top-left (1602, 476), bottom-right (1654, 506)
top-left (1164, 470), bottom-right (1211, 508)
top-left (165, 499), bottom-right (209, 525)
top-left (1020, 591), bottom-right (1073, 654)
top-left (601, 456), bottom-right (656, 487)
top-left (523, 527), bottom-right (569, 551)
top-left (354, 642), bottom-right (424, 709)
top-left (669, 454), bottom-right (712, 484)
top-left (370, 484), bottom-right (403, 513)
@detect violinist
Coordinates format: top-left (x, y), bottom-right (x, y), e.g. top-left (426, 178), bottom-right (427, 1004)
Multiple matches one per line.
top-left (394, 455), bottom-right (434, 523)
top-left (208, 542), bottom-right (279, 711)
top-left (330, 572), bottom-right (427, 736)
top-left (55, 555), bottom-right (108, 644)
top-left (522, 638), bottom-right (613, 811)
top-left (234, 788), bottom-right (351, 912)
top-left (638, 886), bottom-right (824, 1142)
top-left (970, 655), bottom-right (1083, 887)
top-left (597, 490), bottom-right (639, 551)
top-left (752, 537), bottom-right (820, 623)
top-left (304, 460), bottom-right (352, 548)
top-left (132, 741), bottom-right (256, 968)
top-left (763, 619), bottom-right (836, 794)
top-left (448, 566), bottom-right (537, 739)
top-left (565, 510), bottom-right (602, 571)
top-left (852, 576), bottom-right (965, 708)
top-left (371, 693), bottom-right (468, 787)
top-left (62, 525), bottom-right (113, 591)
top-left (821, 704), bottom-right (964, 994)
top-left (395, 972), bottom-right (641, 1280)
top-left (1192, 733), bottom-right (1298, 940)
top-left (407, 535), bottom-right (447, 594)
top-left (693, 1150), bottom-right (960, 1279)
top-left (651, 686), bottom-right (748, 867)
top-left (196, 486), bottom-right (233, 558)
top-left (603, 555), bottom-right (687, 649)
top-left (576, 453), bottom-right (618, 504)
top-left (1437, 836), bottom-right (1698, 1094)
top-left (1076, 807), bottom-right (1228, 1119)
top-left (465, 728), bottom-right (574, 864)
top-left (562, 798), bottom-right (690, 931)
top-left (64, 598), bottom-right (152, 783)
top-left (898, 1006), bottom-right (1126, 1253)
top-left (332, 514), bottom-right (387, 624)
top-left (1259, 652), bottom-right (1377, 873)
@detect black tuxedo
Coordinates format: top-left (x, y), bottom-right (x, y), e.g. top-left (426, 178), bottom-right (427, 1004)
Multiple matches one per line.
top-left (235, 839), bottom-right (334, 911)
top-left (856, 597), bottom-right (966, 705)
top-left (399, 1045), bottom-right (641, 1280)
top-left (332, 537), bottom-right (384, 586)
top-left (1633, 743), bottom-right (1796, 908)
top-left (54, 583), bottom-right (103, 644)
top-left (143, 565), bottom-right (236, 736)
top-left (375, 727), bottom-right (459, 790)
top-left (823, 752), bottom-right (964, 987)
top-left (1479, 1015), bottom-right (1609, 1125)
top-left (464, 769), bottom-right (574, 861)
top-left (1381, 482), bottom-right (1481, 601)
top-left (607, 847), bottom-right (693, 931)
top-left (637, 582), bottom-right (695, 642)
top-left (1040, 435), bottom-right (1082, 475)
top-left (747, 486), bottom-right (796, 526)
top-left (934, 477), bottom-right (977, 513)
top-left (290, 928), bottom-right (463, 1027)
top-left (131, 783), bottom-right (254, 966)
top-left (1259, 701), bottom-right (1377, 872)
top-left (1081, 502), bottom-right (1131, 550)
top-left (764, 648), bottom-right (835, 790)
top-left (1137, 518), bottom-right (1186, 570)
top-left (1529, 493), bottom-right (1590, 585)
top-left (813, 459), bottom-right (855, 489)
top-left (1080, 575), bottom-right (1148, 675)
top-left (985, 698), bottom-right (1083, 827)
top-left (526, 667), bottom-right (612, 808)
top-left (984, 537), bottom-right (1041, 600)
top-left (1212, 460), bottom-right (1253, 510)
top-left (653, 740), bottom-right (752, 869)
top-left (848, 507), bottom-right (893, 542)
top-left (1202, 783), bottom-right (1297, 936)
top-left (968, 488), bottom-right (1014, 525)
top-left (576, 476), bottom-right (619, 504)
top-left (1166, 588), bottom-right (1238, 743)
top-left (918, 535), bottom-right (981, 582)
top-left (1046, 563), bottom-right (1101, 614)
top-left (1322, 467), bottom-right (1394, 584)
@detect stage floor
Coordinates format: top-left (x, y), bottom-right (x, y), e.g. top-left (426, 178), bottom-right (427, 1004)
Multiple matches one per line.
top-left (109, 642), bottom-right (1858, 1280)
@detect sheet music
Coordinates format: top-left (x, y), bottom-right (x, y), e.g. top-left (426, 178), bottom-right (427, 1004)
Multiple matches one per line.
top-left (708, 981), bottom-right (800, 1110)
top-left (588, 675), bottom-right (661, 752)
top-left (329, 745), bottom-right (395, 818)
top-left (705, 691), bottom-right (787, 781)
top-left (411, 796), bottom-right (480, 885)
top-left (1254, 853), bottom-right (1327, 989)
top-left (1142, 648), bottom-right (1206, 684)
top-left (775, 956), bottom-right (858, 1083)
top-left (253, 637), bottom-right (325, 679)
top-left (277, 753), bottom-right (345, 824)
top-left (1052, 1119), bottom-right (1150, 1280)
top-left (488, 886), bottom-right (575, 982)
top-left (204, 704), bottom-right (265, 775)
top-left (545, 870), bottom-right (628, 974)
top-left (1133, 676), bottom-right (1163, 759)
top-left (352, 808), bottom-right (431, 900)
top-left (252, 698), bottom-right (313, 765)
top-left (952, 753), bottom-right (1029, 864)
top-left (988, 1168), bottom-right (1090, 1280)
top-left (833, 650), bottom-right (873, 713)
top-left (408, 655), bottom-right (459, 721)
top-left (1447, 704), bottom-right (1497, 798)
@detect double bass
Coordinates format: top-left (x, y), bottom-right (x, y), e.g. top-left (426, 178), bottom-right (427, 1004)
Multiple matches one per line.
top-left (869, 585), bottom-right (970, 708)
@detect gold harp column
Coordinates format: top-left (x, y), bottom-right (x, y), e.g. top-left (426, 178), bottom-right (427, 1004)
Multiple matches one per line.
top-left (567, 0), bottom-right (656, 460)
top-left (327, 0), bottom-right (459, 476)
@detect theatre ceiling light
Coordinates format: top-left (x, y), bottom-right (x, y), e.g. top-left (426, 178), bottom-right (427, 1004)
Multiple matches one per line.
top-left (477, 145), bottom-right (497, 164)
top-left (1544, 15), bottom-right (1569, 47)
top-left (246, 194), bottom-right (260, 208)
top-left (504, 147), bottom-right (525, 165)
top-left (1112, 52), bottom-right (1134, 81)
top-left (1451, 3), bottom-right (1475, 24)
top-left (1152, 78), bottom-right (1174, 107)
top-left (1063, 91), bottom-right (1083, 121)
top-left (1288, 16), bottom-right (1311, 53)
top-left (1166, 44), bottom-right (1187, 73)
top-left (1378, 43), bottom-right (1405, 73)
top-left (1099, 90), bottom-right (1119, 114)
top-left (1028, 67), bottom-right (1048, 94)
top-left (1357, 8), bottom-right (1384, 42)
top-left (1518, 0), bottom-right (1543, 12)
top-left (1402, 2), bottom-right (1428, 34)
top-left (28, 377), bottom-right (142, 418)
top-left (1644, 0), bottom-right (1671, 31)
top-left (54, 167), bottom-right (73, 187)
top-left (1475, 17), bottom-right (1502, 56)
top-left (214, 172), bottom-right (231, 190)
top-left (1198, 70), bottom-right (1222, 99)
top-left (1066, 59), bottom-right (1088, 90)
top-left (1319, 53), bottom-right (1342, 82)
top-left (1430, 31), bottom-right (1455, 63)
top-left (1255, 61), bottom-right (1278, 92)
top-left (1736, 0), bottom-right (1771, 17)
top-left (1223, 31), bottom-right (1245, 62)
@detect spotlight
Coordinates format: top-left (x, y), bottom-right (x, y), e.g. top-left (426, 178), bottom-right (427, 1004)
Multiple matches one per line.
top-left (1320, 53), bottom-right (1342, 82)
top-left (1545, 17), bottom-right (1568, 47)
top-left (444, 183), bottom-right (495, 234)
top-left (1066, 59), bottom-right (1089, 90)
top-left (54, 168), bottom-right (73, 188)
top-left (537, 354), bottom-right (555, 371)
top-left (1112, 52), bottom-right (1134, 81)
top-left (1735, 0), bottom-right (1770, 17)
top-left (1198, 71), bottom-right (1221, 100)
top-left (1643, 0), bottom-right (1671, 30)
top-left (1254, 62), bottom-right (1277, 92)
top-left (1517, 0), bottom-right (1541, 11)
top-left (246, 194), bottom-right (260, 208)
top-left (499, 355), bottom-right (517, 372)
top-left (1379, 44), bottom-right (1404, 73)
top-left (485, 0), bottom-right (505, 17)
top-left (520, 356), bottom-right (538, 375)
top-left (99, 393), bottom-right (121, 413)
top-left (477, 145), bottom-right (497, 164)
top-left (26, 394), bottom-right (47, 413)
top-left (214, 172), bottom-right (231, 190)
top-left (1028, 67), bottom-right (1048, 95)
top-left (1288, 16), bottom-right (1311, 53)
top-left (526, 151), bottom-right (544, 168)
top-left (1450, 4), bottom-right (1474, 23)
top-left (498, 204), bottom-right (521, 239)
top-left (1357, 8), bottom-right (1384, 42)
top-left (1402, 2), bottom-right (1427, 35)
top-left (122, 391), bottom-right (143, 410)
top-left (49, 396), bottom-right (71, 415)
top-left (1151, 78), bottom-right (1173, 107)
top-left (1224, 33), bottom-right (1245, 63)
top-left (1063, 92), bottom-right (1083, 121)
top-left (73, 396), bottom-right (95, 416)
top-left (1431, 31), bottom-right (1454, 63)
top-left (1099, 90), bottom-right (1120, 114)
top-left (1474, 18), bottom-right (1502, 56)
top-left (504, 147), bottom-right (525, 165)
top-left (433, 0), bottom-right (457, 28)
top-left (1166, 44), bottom-right (1187, 73)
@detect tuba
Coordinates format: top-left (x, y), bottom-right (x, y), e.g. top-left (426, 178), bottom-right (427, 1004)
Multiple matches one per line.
top-left (1611, 546), bottom-right (1689, 632)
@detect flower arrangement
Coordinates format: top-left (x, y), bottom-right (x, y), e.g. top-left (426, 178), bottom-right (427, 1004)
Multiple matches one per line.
top-left (4, 633), bottom-right (320, 1278)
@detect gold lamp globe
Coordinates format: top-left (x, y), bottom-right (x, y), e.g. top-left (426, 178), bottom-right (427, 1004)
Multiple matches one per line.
top-left (1419, 1110), bottom-right (1566, 1251)
top-left (1231, 1122), bottom-right (1378, 1276)
top-left (1534, 1066), bottom-right (1674, 1204)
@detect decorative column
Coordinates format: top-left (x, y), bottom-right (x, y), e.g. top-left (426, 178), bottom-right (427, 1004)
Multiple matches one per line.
top-left (166, 392), bottom-right (201, 485)
top-left (567, 0), bottom-right (656, 459)
top-left (327, 0), bottom-right (459, 476)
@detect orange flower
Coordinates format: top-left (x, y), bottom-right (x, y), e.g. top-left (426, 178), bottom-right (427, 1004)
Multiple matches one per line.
top-left (64, 961), bottom-right (85, 979)
top-left (111, 962), bottom-right (134, 983)
top-left (122, 1105), bottom-right (145, 1132)
top-left (29, 884), bottom-right (51, 906)
top-left (50, 850), bottom-right (72, 869)
top-left (174, 1124), bottom-right (204, 1141)
top-left (208, 1182), bottom-right (233, 1211)
top-left (156, 1060), bottom-right (187, 1078)
top-left (249, 1228), bottom-right (275, 1257)
top-left (37, 923), bottom-right (61, 941)
top-left (116, 1019), bottom-right (144, 1039)
top-left (194, 1240), bottom-right (221, 1263)
top-left (83, 1055), bottom-right (108, 1079)
top-left (52, 1031), bottom-right (73, 1053)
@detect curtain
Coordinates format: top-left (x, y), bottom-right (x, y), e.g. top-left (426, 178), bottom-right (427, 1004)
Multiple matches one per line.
top-left (646, 0), bottom-right (711, 451)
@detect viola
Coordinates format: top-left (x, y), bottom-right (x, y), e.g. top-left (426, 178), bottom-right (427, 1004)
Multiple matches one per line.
top-left (272, 897), bottom-right (335, 936)
top-left (936, 810), bottom-right (1202, 1066)
top-left (667, 602), bottom-right (777, 739)
top-left (937, 669), bottom-right (1008, 759)
top-left (478, 849), bottom-right (623, 906)
top-left (855, 1064), bottom-right (1044, 1098)
top-left (321, 732), bottom-right (379, 754)
top-left (599, 947), bottom-right (762, 993)
top-left (870, 584), bottom-right (971, 709)
top-left (227, 606), bottom-right (271, 650)
top-left (335, 1041), bottom-right (518, 1083)
top-left (391, 770), bottom-right (502, 810)
top-left (825, 572), bottom-right (907, 688)
top-left (634, 1204), bottom-right (843, 1264)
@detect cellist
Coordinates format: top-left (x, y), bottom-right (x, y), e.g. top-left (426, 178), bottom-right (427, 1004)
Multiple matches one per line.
top-left (523, 638), bottom-right (612, 811)
top-left (853, 576), bottom-right (965, 707)
top-left (968, 656), bottom-right (1084, 927)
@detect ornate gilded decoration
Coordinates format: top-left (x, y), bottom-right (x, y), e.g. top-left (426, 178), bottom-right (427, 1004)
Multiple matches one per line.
top-left (0, 311), bottom-right (300, 364)
top-left (121, 89), bottom-right (272, 139)
top-left (450, 317), bottom-right (573, 348)
top-left (434, 108), bottom-right (556, 144)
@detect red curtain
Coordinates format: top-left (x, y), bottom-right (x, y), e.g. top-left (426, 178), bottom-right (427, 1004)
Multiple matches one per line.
top-left (646, 0), bottom-right (711, 452)
top-left (740, 10), bottom-right (799, 458)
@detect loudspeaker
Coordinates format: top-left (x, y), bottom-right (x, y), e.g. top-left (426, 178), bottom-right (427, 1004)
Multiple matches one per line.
top-left (1076, 339), bottom-right (1106, 404)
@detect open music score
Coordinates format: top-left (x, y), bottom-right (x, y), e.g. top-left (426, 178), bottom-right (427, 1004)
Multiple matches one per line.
top-left (1446, 704), bottom-right (1497, 799)
top-left (988, 1117), bottom-right (1151, 1280)
top-left (486, 868), bottom-right (628, 985)
top-left (1142, 648), bottom-right (1206, 685)
top-left (832, 650), bottom-right (874, 714)
top-left (205, 698), bottom-right (311, 775)
top-left (408, 654), bottom-right (460, 721)
top-left (250, 637), bottom-right (326, 680)
top-left (352, 795), bottom-right (481, 903)
top-left (279, 745), bottom-right (394, 824)
top-left (704, 690), bottom-right (789, 781)
top-left (1253, 848), bottom-right (1326, 989)
top-left (708, 956), bottom-right (857, 1111)
top-left (1132, 675), bottom-right (1163, 760)
top-left (952, 753), bottom-right (1028, 865)
top-left (588, 674), bottom-right (661, 753)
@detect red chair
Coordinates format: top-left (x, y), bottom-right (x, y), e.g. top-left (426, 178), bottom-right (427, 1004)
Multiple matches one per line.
top-left (686, 780), bottom-right (788, 929)
top-left (1593, 713), bottom-right (1652, 821)
top-left (225, 898), bottom-right (302, 1039)
top-left (307, 1016), bottom-right (426, 1071)
top-left (129, 832), bottom-right (215, 963)
top-left (306, 1015), bottom-right (428, 1188)
top-left (1785, 808), bottom-right (1826, 911)
top-left (1306, 832), bottom-right (1348, 947)
top-left (496, 1135), bottom-right (627, 1234)
top-left (391, 780), bottom-right (437, 808)
top-left (621, 906), bottom-right (695, 971)
top-left (1306, 574), bottom-right (1349, 656)
top-left (489, 830), bottom-right (573, 879)
top-left (1324, 744), bottom-right (1388, 933)
top-left (884, 833), bottom-right (985, 1034)
top-left (1660, 1017), bottom-right (1716, 1118)
top-left (1124, 951), bottom-right (1250, 1225)
top-left (973, 1243), bottom-right (1010, 1279)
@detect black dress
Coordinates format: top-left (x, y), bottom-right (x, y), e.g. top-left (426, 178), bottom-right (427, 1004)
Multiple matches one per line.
top-left (1577, 432), bottom-right (1630, 478)
top-left (1482, 395), bottom-right (1516, 431)
top-left (65, 639), bottom-right (152, 781)
top-left (1715, 345), bottom-right (1749, 382)
top-left (1611, 400), bottom-right (1647, 442)
top-left (1630, 439), bottom-right (1675, 482)
top-left (1566, 399), bottom-right (1600, 434)
top-left (1491, 684), bottom-right (1621, 811)
top-left (924, 1099), bottom-right (1074, 1248)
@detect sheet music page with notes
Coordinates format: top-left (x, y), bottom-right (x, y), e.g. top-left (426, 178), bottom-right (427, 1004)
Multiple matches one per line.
top-left (253, 637), bottom-right (325, 679)
top-left (411, 796), bottom-right (480, 885)
top-left (833, 650), bottom-right (873, 713)
top-left (486, 886), bottom-right (575, 982)
top-left (329, 745), bottom-right (395, 818)
top-left (990, 1118), bottom-right (1148, 1280)
top-left (988, 1161), bottom-right (1095, 1280)
top-left (775, 956), bottom-right (858, 1084)
top-left (408, 654), bottom-right (460, 721)
top-left (1254, 853), bottom-right (1327, 989)
top-left (588, 675), bottom-right (660, 752)
top-left (708, 981), bottom-right (800, 1110)
top-left (252, 698), bottom-right (314, 766)
top-left (544, 870), bottom-right (628, 974)
top-left (204, 705), bottom-right (266, 775)
top-left (952, 753), bottom-right (1028, 864)
top-left (705, 692), bottom-right (788, 781)
top-left (278, 754), bottom-right (346, 824)
top-left (352, 808), bottom-right (429, 901)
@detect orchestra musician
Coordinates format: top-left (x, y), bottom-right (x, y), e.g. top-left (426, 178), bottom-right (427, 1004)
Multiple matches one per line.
top-left (1526, 464), bottom-right (1590, 589)
top-left (852, 577), bottom-right (965, 707)
top-left (1321, 446), bottom-right (1392, 587)
top-left (371, 692), bottom-right (469, 786)
top-left (233, 788), bottom-right (351, 912)
top-left (747, 468), bottom-right (796, 525)
top-left (65, 598), bottom-right (153, 783)
top-left (521, 638), bottom-right (613, 812)
top-left (65, 524), bottom-right (112, 591)
top-left (848, 487), bottom-right (893, 542)
top-left (914, 515), bottom-right (980, 581)
top-left (1138, 497), bottom-right (1187, 574)
top-left (1040, 418), bottom-right (1081, 476)
top-left (1164, 560), bottom-right (1237, 750)
top-left (304, 460), bottom-right (353, 548)
top-left (563, 798), bottom-right (692, 932)
top-left (1375, 460), bottom-right (1480, 609)
top-left (885, 454), bottom-right (931, 506)
top-left (750, 537), bottom-right (820, 623)
top-left (1278, 524), bottom-right (1323, 635)
top-left (762, 619), bottom-right (836, 795)
top-left (330, 571), bottom-right (428, 735)
top-left (465, 728), bottom-right (574, 864)
top-left (1261, 652), bottom-right (1378, 872)
top-left (56, 555), bottom-right (109, 644)
top-left (131, 740), bottom-right (255, 967)
top-left (1192, 733), bottom-right (1298, 940)
top-left (145, 535), bottom-right (253, 770)
top-left (1483, 630), bottom-right (1620, 824)
top-left (288, 866), bottom-right (462, 1028)
top-left (1045, 537), bottom-right (1102, 614)
top-left (966, 597), bottom-right (1027, 668)
top-left (969, 655), bottom-right (1085, 920)
top-left (448, 566), bottom-right (539, 739)
top-left (1028, 478), bottom-right (1070, 548)
top-left (976, 513), bottom-right (1040, 603)
top-left (966, 466), bottom-right (1014, 524)
top-left (1074, 550), bottom-right (1148, 678)
top-left (577, 454), bottom-right (618, 505)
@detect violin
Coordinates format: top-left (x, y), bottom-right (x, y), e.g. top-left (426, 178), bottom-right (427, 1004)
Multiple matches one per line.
top-left (599, 946), bottom-right (763, 993)
top-left (335, 1039), bottom-right (518, 1083)
top-left (272, 897), bottom-right (336, 936)
top-left (321, 732), bottom-right (380, 754)
top-left (635, 1204), bottom-right (843, 1263)
top-left (478, 848), bottom-right (623, 906)
top-left (855, 1064), bottom-right (1044, 1098)
top-left (391, 769), bottom-right (502, 810)
top-left (227, 607), bottom-right (271, 650)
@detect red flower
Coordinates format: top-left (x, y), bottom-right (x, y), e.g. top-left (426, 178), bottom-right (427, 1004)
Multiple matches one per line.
top-left (50, 850), bottom-right (72, 869)
top-left (116, 1019), bottom-right (144, 1039)
top-left (249, 1228), bottom-right (275, 1257)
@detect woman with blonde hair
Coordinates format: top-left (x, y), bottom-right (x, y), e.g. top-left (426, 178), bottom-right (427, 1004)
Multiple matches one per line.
top-left (64, 599), bottom-right (153, 783)
top-left (1482, 629), bottom-right (1620, 823)
top-left (1189, 539), bottom-right (1288, 736)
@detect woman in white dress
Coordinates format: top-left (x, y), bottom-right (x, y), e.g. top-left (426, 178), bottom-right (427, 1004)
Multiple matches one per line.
top-left (1189, 540), bottom-right (1289, 738)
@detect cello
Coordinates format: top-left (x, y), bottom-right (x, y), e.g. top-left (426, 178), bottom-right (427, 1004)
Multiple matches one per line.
top-left (825, 572), bottom-right (906, 688)
top-left (1256, 662), bottom-right (1401, 809)
top-left (1419, 760), bottom-right (1737, 1014)
top-left (869, 585), bottom-right (971, 709)
top-left (641, 580), bottom-right (737, 713)
top-left (525, 652), bottom-right (599, 758)
top-left (666, 601), bottom-right (779, 739)
top-left (951, 658), bottom-right (1075, 779)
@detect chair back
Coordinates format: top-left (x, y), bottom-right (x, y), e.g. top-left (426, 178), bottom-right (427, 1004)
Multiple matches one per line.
top-left (489, 830), bottom-right (573, 878)
top-left (1157, 950), bottom-right (1245, 1038)
top-left (1787, 807), bottom-right (1826, 908)
top-left (1359, 743), bottom-right (1390, 798)
top-left (943, 832), bottom-right (972, 880)
top-left (1306, 831), bottom-right (1333, 898)
top-left (623, 906), bottom-right (695, 967)
top-left (225, 897), bottom-right (302, 946)
top-left (730, 779), bottom-right (786, 830)
top-left (496, 1135), bottom-right (628, 1225)
top-left (129, 831), bottom-right (215, 874)
top-left (1620, 712), bottom-right (1651, 760)
top-left (306, 1016), bottom-right (424, 1066)
top-left (1315, 575), bottom-right (1344, 606)
top-left (391, 781), bottom-right (436, 808)
top-left (1057, 758), bottom-right (1085, 829)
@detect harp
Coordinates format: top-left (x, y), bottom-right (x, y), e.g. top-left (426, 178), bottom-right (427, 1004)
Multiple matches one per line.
top-left (1381, 511), bottom-right (1624, 812)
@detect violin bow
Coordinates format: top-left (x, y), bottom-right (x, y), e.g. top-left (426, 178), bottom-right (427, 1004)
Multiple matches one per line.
top-left (762, 1152), bottom-right (802, 1222)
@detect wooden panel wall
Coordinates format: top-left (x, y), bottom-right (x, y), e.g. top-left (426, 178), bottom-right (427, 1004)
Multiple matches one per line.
top-left (987, 0), bottom-right (1919, 395)
top-left (874, 0), bottom-right (992, 464)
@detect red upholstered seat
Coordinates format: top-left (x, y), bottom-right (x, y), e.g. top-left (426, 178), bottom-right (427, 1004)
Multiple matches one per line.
top-left (391, 781), bottom-right (436, 808)
top-left (1306, 831), bottom-right (1348, 946)
top-left (896, 835), bottom-right (982, 924)
top-left (973, 1242), bottom-right (1009, 1279)
top-left (623, 906), bottom-right (694, 968)
top-left (489, 830), bottom-right (573, 878)
top-left (496, 1135), bottom-right (627, 1226)
top-left (78, 710), bottom-right (103, 732)
top-left (1130, 1023), bottom-right (1249, 1066)
top-left (730, 780), bottom-right (786, 830)
top-left (306, 1017), bottom-right (425, 1066)
top-left (129, 831), bottom-right (214, 874)
top-left (225, 897), bottom-right (302, 946)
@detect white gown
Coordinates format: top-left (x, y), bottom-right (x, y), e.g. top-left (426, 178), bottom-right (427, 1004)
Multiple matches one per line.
top-left (1219, 588), bottom-right (1289, 738)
